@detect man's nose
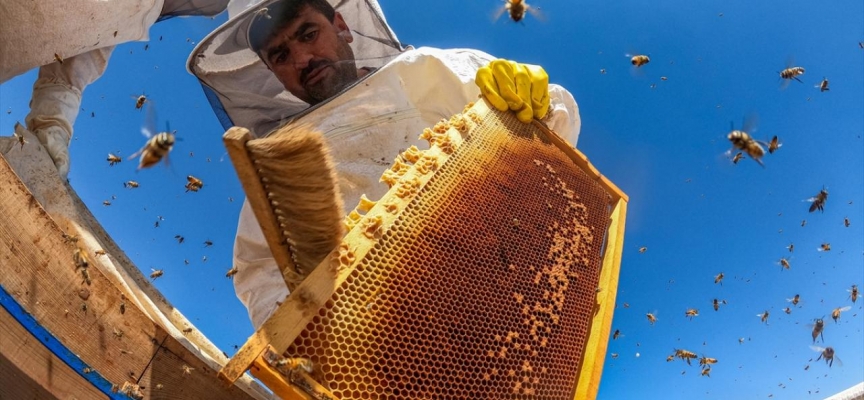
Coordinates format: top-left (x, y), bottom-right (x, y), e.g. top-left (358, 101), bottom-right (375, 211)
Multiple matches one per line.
top-left (291, 45), bottom-right (315, 70)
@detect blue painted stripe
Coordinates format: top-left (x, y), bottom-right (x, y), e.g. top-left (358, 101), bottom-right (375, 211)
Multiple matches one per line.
top-left (0, 283), bottom-right (134, 400)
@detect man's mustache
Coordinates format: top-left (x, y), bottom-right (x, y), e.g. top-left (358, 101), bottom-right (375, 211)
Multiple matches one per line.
top-left (301, 60), bottom-right (333, 84)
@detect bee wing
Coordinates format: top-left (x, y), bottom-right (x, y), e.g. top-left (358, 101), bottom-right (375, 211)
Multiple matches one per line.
top-left (741, 113), bottom-right (759, 134)
top-left (833, 356), bottom-right (843, 367)
top-left (491, 4), bottom-right (507, 22)
top-left (838, 306), bottom-right (852, 312)
top-left (525, 5), bottom-right (547, 22)
top-left (126, 144), bottom-right (147, 162)
top-left (809, 345), bottom-right (826, 352)
top-left (141, 100), bottom-right (157, 139)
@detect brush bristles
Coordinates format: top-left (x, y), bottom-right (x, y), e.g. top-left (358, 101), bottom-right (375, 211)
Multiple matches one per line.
top-left (247, 124), bottom-right (344, 277)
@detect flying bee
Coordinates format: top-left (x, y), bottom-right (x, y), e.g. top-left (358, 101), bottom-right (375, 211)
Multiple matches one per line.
top-left (612, 329), bottom-right (621, 340)
top-left (150, 268), bottom-right (164, 280)
top-left (816, 78), bottom-right (829, 92)
top-left (185, 175), bottom-right (204, 192)
top-left (646, 312), bottom-right (657, 325)
top-left (638, 246), bottom-right (647, 253)
top-left (226, 266), bottom-right (239, 279)
top-left (738, 337), bottom-right (745, 345)
top-left (787, 294), bottom-right (800, 306)
top-left (175, 235), bottom-right (184, 244)
top-left (701, 367), bottom-right (711, 377)
top-left (801, 219), bottom-right (807, 227)
top-left (784, 307), bottom-right (792, 314)
top-left (685, 308), bottom-right (699, 320)
top-left (714, 272), bottom-right (724, 285)
top-left (818, 243), bottom-right (831, 252)
top-left (666, 354), bottom-right (675, 362)
top-left (123, 181), bottom-right (139, 189)
top-left (807, 187), bottom-right (828, 213)
top-left (758, 310), bottom-right (770, 324)
top-left (203, 240), bottom-right (213, 247)
top-left (181, 364), bottom-right (195, 375)
top-left (627, 54), bottom-right (651, 67)
top-left (699, 356), bottom-right (718, 368)
top-left (831, 306), bottom-right (851, 323)
top-left (727, 126), bottom-right (767, 167)
top-left (779, 66), bottom-right (805, 83)
top-left (713, 299), bottom-right (720, 311)
top-left (810, 318), bottom-right (825, 343)
top-left (849, 285), bottom-right (858, 303)
top-left (612, 353), bottom-right (619, 359)
top-left (134, 94), bottom-right (147, 110)
top-left (102, 200), bottom-right (112, 206)
top-left (779, 257), bottom-right (791, 271)
top-left (768, 135), bottom-right (781, 154)
top-left (130, 102), bottom-right (176, 169)
top-left (843, 217), bottom-right (849, 227)
top-left (12, 123), bottom-right (27, 149)
top-left (810, 346), bottom-right (840, 367)
top-left (731, 152), bottom-right (745, 164)
top-left (107, 153), bottom-right (122, 166)
top-left (492, 0), bottom-right (544, 23)
top-left (787, 243), bottom-right (794, 253)
top-left (674, 349), bottom-right (698, 365)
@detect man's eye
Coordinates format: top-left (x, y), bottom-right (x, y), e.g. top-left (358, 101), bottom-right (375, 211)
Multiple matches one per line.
top-left (274, 50), bottom-right (288, 65)
top-left (301, 29), bottom-right (317, 42)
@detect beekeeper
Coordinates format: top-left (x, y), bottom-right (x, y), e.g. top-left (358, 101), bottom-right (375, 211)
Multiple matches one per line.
top-left (1, 0), bottom-right (228, 177)
top-left (188, 0), bottom-right (581, 329)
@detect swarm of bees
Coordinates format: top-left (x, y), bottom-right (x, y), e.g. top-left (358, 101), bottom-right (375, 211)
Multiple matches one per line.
top-left (185, 175), bottom-right (204, 192)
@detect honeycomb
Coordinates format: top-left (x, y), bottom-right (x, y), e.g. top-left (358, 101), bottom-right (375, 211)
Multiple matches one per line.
top-left (282, 104), bottom-right (613, 399)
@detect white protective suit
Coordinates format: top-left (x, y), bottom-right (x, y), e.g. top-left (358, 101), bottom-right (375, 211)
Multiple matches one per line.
top-left (1, 0), bottom-right (228, 176)
top-left (188, 0), bottom-right (581, 330)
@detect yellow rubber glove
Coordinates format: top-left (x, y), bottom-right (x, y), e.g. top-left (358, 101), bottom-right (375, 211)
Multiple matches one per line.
top-left (475, 59), bottom-right (550, 123)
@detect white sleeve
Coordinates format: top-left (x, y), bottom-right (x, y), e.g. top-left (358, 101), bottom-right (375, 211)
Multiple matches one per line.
top-left (546, 83), bottom-right (581, 146)
top-left (233, 200), bottom-right (289, 330)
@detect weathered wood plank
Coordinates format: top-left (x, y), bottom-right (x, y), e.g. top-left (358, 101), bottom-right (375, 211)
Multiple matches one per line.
top-left (0, 156), bottom-right (263, 400)
top-left (0, 304), bottom-right (108, 400)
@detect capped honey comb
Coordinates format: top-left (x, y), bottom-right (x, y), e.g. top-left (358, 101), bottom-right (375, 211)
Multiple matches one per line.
top-left (275, 101), bottom-right (622, 399)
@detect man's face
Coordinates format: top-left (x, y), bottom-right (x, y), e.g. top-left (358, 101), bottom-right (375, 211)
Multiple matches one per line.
top-left (260, 6), bottom-right (358, 105)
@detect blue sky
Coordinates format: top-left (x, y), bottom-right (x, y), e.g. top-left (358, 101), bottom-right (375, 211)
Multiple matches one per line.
top-left (1, 0), bottom-right (862, 398)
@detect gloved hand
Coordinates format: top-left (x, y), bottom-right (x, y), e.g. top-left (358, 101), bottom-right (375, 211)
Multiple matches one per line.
top-left (475, 59), bottom-right (550, 123)
top-left (17, 122), bottom-right (71, 178)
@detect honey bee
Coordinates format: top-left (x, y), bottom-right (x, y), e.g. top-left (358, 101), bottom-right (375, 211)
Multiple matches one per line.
top-left (123, 181), bottom-right (139, 189)
top-left (73, 247), bottom-right (90, 269)
top-left (808, 187), bottom-right (828, 213)
top-left (816, 78), bottom-right (829, 92)
top-left (685, 308), bottom-right (699, 320)
top-left (831, 306), bottom-right (851, 323)
top-left (628, 54), bottom-right (651, 67)
top-left (713, 299), bottom-right (720, 311)
top-left (714, 272), bottom-right (724, 285)
top-left (810, 346), bottom-right (840, 367)
top-left (731, 152), bottom-right (744, 164)
top-left (784, 307), bottom-right (792, 314)
top-left (226, 266), bottom-right (239, 279)
top-left (738, 337), bottom-right (745, 345)
top-left (849, 285), bottom-right (859, 303)
top-left (135, 94), bottom-right (147, 110)
top-left (80, 268), bottom-right (91, 285)
top-left (185, 175), bottom-right (204, 192)
top-left (102, 200), bottom-right (112, 206)
top-left (787, 294), bottom-right (800, 306)
top-left (623, 303), bottom-right (630, 308)
top-left (175, 235), bottom-right (184, 244)
top-left (699, 355), bottom-right (718, 368)
top-left (674, 349), bottom-right (698, 365)
top-left (768, 135), bottom-right (781, 154)
top-left (612, 353), bottom-right (620, 359)
top-left (779, 66), bottom-right (805, 83)
top-left (727, 126), bottom-right (767, 167)
top-left (12, 124), bottom-right (27, 149)
top-left (150, 268), bottom-right (164, 280)
top-left (646, 312), bottom-right (657, 325)
top-left (701, 367), bottom-right (711, 377)
top-left (818, 243), bottom-right (831, 252)
top-left (54, 53), bottom-right (64, 64)
top-left (666, 354), bottom-right (675, 362)
top-left (600, 69), bottom-right (607, 74)
top-left (786, 243), bottom-right (794, 253)
top-left (181, 364), bottom-right (194, 375)
top-left (107, 153), bottom-right (122, 166)
top-left (801, 219), bottom-right (807, 227)
top-left (203, 240), bottom-right (213, 247)
top-left (810, 318), bottom-right (825, 343)
top-left (758, 310), bottom-right (770, 324)
top-left (182, 327), bottom-right (194, 335)
top-left (94, 249), bottom-right (106, 256)
top-left (843, 217), bottom-right (850, 227)
top-left (130, 130), bottom-right (175, 170)
top-left (779, 257), bottom-right (791, 270)
top-left (638, 246), bottom-right (647, 253)
top-left (493, 0), bottom-right (543, 23)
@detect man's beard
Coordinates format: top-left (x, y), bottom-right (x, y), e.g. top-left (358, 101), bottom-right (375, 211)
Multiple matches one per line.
top-left (303, 40), bottom-right (358, 104)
